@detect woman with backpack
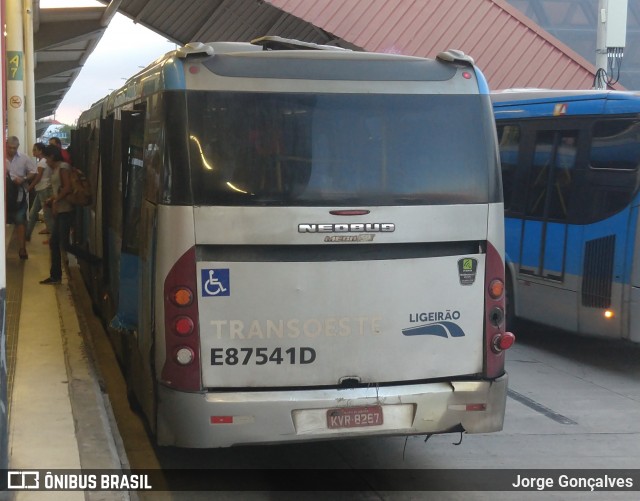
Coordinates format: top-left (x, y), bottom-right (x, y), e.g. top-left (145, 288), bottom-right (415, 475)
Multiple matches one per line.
top-left (39, 144), bottom-right (73, 285)
top-left (40, 145), bottom-right (100, 285)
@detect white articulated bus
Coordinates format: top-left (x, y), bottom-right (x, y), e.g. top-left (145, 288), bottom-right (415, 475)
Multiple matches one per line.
top-left (73, 37), bottom-right (514, 448)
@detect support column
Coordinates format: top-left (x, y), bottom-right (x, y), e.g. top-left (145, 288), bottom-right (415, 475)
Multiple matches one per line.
top-left (1, 0), bottom-right (10, 473)
top-left (6, 0), bottom-right (27, 147)
top-left (24, 0), bottom-right (36, 148)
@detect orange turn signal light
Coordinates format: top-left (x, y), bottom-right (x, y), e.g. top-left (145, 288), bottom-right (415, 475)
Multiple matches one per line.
top-left (171, 287), bottom-right (193, 307)
top-left (488, 279), bottom-right (504, 299)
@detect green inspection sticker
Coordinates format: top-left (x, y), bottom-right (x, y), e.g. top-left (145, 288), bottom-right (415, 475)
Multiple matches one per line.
top-left (458, 258), bottom-right (478, 285)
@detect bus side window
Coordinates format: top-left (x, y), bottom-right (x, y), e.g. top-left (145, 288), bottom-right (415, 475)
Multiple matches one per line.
top-left (497, 124), bottom-right (520, 212)
top-left (590, 119), bottom-right (640, 171)
top-left (583, 119), bottom-right (640, 222)
top-left (526, 130), bottom-right (577, 221)
top-left (549, 133), bottom-right (578, 220)
top-left (122, 109), bottom-right (146, 255)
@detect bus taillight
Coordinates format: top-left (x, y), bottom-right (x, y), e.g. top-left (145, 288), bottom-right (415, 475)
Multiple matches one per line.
top-left (491, 332), bottom-right (516, 353)
top-left (175, 347), bottom-right (196, 365)
top-left (171, 287), bottom-right (193, 307)
top-left (161, 247), bottom-right (201, 391)
top-left (485, 242), bottom-right (515, 378)
top-left (174, 316), bottom-right (195, 336)
top-left (488, 279), bottom-right (504, 299)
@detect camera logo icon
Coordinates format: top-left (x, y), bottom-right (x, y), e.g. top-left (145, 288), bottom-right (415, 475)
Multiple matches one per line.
top-left (7, 471), bottom-right (40, 489)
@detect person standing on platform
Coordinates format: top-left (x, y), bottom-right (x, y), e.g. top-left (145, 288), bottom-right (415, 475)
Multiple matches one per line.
top-left (48, 136), bottom-right (72, 164)
top-left (25, 142), bottom-right (54, 243)
top-left (6, 136), bottom-right (36, 259)
top-left (38, 144), bottom-right (100, 286)
top-left (39, 144), bottom-right (73, 285)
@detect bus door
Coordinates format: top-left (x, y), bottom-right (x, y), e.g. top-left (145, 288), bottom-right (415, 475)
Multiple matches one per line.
top-left (107, 105), bottom-right (157, 420)
top-left (519, 128), bottom-right (579, 329)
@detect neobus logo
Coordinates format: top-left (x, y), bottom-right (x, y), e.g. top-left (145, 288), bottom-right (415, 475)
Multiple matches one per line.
top-left (298, 223), bottom-right (395, 233)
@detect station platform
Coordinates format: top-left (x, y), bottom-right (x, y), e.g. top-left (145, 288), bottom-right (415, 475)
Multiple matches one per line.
top-left (5, 223), bottom-right (129, 501)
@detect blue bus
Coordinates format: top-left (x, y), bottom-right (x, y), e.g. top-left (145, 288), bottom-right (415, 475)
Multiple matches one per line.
top-left (492, 90), bottom-right (640, 342)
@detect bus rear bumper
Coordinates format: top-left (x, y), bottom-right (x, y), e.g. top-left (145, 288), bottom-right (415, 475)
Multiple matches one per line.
top-left (156, 374), bottom-right (508, 448)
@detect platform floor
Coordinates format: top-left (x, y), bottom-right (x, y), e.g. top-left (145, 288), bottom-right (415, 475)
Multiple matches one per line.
top-left (5, 223), bottom-right (127, 500)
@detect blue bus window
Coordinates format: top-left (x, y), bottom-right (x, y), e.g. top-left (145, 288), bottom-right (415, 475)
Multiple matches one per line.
top-left (526, 130), bottom-right (577, 221)
top-left (497, 125), bottom-right (520, 212)
top-left (590, 120), bottom-right (640, 171)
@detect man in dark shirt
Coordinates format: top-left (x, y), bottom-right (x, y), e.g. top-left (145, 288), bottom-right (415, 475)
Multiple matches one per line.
top-left (6, 136), bottom-right (36, 259)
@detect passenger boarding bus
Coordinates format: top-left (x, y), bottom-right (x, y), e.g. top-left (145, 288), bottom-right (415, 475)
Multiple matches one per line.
top-left (493, 89), bottom-right (640, 343)
top-left (72, 37), bottom-right (513, 448)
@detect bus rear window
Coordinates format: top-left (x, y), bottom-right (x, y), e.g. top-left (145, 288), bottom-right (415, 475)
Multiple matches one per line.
top-left (185, 92), bottom-right (498, 206)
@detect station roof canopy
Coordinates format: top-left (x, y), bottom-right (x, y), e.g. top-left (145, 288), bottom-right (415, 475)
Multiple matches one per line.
top-left (36, 0), bottom-right (612, 120)
top-left (98, 0), bottom-right (605, 90)
top-left (34, 0), bottom-right (119, 120)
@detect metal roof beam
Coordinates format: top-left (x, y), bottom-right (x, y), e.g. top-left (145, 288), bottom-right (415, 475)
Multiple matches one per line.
top-left (35, 82), bottom-right (68, 97)
top-left (36, 94), bottom-right (64, 107)
top-left (132, 0), bottom-right (154, 24)
top-left (35, 61), bottom-right (79, 79)
top-left (36, 106), bottom-right (58, 119)
top-left (35, 20), bottom-right (104, 50)
top-left (191, 1), bottom-right (228, 41)
top-left (102, 0), bottom-right (123, 25)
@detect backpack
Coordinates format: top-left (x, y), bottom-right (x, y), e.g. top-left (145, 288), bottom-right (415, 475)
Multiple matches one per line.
top-left (67, 167), bottom-right (92, 206)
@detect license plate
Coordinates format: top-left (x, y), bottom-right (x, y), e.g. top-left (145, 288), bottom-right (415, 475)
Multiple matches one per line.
top-left (326, 405), bottom-right (384, 429)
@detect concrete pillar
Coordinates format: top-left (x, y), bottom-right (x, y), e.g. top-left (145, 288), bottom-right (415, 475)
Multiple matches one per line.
top-left (24, 0), bottom-right (36, 149)
top-left (6, 0), bottom-right (27, 148)
top-left (1, 0), bottom-right (10, 475)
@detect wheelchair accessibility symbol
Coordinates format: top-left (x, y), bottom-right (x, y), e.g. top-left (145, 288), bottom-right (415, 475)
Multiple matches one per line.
top-left (201, 269), bottom-right (230, 297)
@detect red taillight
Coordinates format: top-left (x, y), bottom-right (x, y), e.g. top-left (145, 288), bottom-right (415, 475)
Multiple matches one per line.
top-left (161, 247), bottom-right (201, 391)
top-left (174, 316), bottom-right (194, 336)
top-left (484, 242), bottom-right (515, 378)
top-left (491, 332), bottom-right (516, 353)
